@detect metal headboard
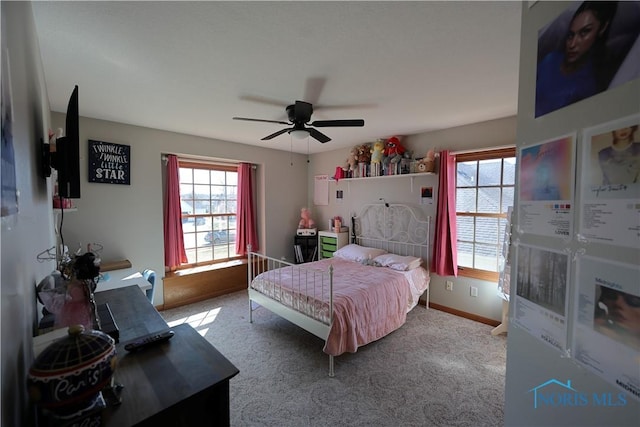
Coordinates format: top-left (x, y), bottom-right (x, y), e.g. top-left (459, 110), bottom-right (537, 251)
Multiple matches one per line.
top-left (351, 203), bottom-right (430, 270)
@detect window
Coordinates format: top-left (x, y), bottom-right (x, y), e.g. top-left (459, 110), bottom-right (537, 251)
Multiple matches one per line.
top-left (455, 148), bottom-right (516, 281)
top-left (178, 161), bottom-right (239, 267)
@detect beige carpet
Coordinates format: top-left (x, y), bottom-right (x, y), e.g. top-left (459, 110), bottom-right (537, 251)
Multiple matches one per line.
top-left (160, 290), bottom-right (507, 427)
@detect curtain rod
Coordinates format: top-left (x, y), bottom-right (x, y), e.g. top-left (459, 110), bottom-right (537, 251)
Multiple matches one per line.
top-left (162, 154), bottom-right (256, 169)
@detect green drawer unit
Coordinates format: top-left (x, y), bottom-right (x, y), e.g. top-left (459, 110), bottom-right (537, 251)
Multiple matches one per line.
top-left (318, 231), bottom-right (349, 259)
top-left (321, 236), bottom-right (337, 250)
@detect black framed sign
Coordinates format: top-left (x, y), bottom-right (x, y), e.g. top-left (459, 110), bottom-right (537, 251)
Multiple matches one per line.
top-left (88, 139), bottom-right (130, 185)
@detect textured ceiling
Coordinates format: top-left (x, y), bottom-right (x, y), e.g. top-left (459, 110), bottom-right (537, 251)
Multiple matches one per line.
top-left (32, 1), bottom-right (523, 154)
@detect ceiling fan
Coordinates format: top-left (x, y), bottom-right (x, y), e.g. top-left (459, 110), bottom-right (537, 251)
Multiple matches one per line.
top-left (233, 100), bottom-right (365, 143)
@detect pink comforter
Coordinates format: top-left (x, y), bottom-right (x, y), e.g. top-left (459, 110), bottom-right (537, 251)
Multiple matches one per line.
top-left (251, 258), bottom-right (427, 356)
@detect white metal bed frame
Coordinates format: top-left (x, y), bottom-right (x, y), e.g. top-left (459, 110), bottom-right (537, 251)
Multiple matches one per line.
top-left (248, 203), bottom-right (430, 377)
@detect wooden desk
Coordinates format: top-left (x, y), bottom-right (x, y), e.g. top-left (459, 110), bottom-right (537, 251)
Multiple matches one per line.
top-left (94, 286), bottom-right (239, 426)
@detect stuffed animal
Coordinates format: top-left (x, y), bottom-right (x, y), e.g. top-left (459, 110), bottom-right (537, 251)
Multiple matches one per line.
top-left (370, 140), bottom-right (385, 164)
top-left (383, 136), bottom-right (406, 164)
top-left (360, 257), bottom-right (378, 266)
top-left (426, 148), bottom-right (435, 161)
top-left (417, 149), bottom-right (436, 173)
top-left (298, 207), bottom-right (316, 229)
top-left (357, 144), bottom-right (372, 165)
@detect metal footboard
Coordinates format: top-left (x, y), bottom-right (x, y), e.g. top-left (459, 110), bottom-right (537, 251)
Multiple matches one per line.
top-left (247, 250), bottom-right (335, 377)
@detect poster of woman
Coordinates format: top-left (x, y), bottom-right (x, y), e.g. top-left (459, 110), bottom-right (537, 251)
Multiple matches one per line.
top-left (580, 114), bottom-right (640, 249)
top-left (586, 116), bottom-right (640, 188)
top-left (535, 1), bottom-right (640, 117)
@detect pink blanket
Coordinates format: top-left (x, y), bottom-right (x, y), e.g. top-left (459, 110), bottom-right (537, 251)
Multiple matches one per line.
top-left (251, 258), bottom-right (427, 356)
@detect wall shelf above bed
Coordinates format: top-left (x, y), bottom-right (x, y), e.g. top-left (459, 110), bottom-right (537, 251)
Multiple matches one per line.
top-left (329, 172), bottom-right (434, 182)
top-left (329, 172), bottom-right (435, 192)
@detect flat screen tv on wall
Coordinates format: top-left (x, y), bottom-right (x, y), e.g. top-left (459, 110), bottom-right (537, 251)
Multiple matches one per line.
top-left (52, 85), bottom-right (80, 199)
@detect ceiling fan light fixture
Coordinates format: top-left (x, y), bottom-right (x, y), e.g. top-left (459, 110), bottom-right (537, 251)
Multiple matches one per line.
top-left (290, 129), bottom-right (309, 139)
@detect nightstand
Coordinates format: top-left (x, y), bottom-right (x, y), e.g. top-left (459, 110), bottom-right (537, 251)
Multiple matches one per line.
top-left (318, 231), bottom-right (349, 259)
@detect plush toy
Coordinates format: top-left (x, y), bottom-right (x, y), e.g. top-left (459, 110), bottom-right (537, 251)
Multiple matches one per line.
top-left (357, 144), bottom-right (372, 165)
top-left (298, 207), bottom-right (316, 229)
top-left (370, 140), bottom-right (385, 164)
top-left (426, 148), bottom-right (435, 161)
top-left (360, 257), bottom-right (378, 266)
top-left (417, 149), bottom-right (436, 173)
top-left (383, 136), bottom-right (406, 164)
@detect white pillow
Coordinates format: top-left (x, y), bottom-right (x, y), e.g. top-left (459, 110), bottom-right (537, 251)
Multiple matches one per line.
top-left (333, 244), bottom-right (387, 262)
top-left (373, 253), bottom-right (422, 271)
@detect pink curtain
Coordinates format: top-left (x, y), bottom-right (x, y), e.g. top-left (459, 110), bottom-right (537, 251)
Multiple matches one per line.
top-left (432, 151), bottom-right (458, 276)
top-left (236, 163), bottom-right (259, 255)
top-left (164, 155), bottom-right (187, 270)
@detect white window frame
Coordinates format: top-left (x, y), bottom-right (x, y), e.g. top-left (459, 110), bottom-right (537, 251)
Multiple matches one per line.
top-left (178, 160), bottom-right (241, 268)
top-left (455, 147), bottom-right (516, 281)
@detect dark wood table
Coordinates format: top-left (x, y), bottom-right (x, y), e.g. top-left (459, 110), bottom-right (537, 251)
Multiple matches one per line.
top-left (94, 285), bottom-right (239, 426)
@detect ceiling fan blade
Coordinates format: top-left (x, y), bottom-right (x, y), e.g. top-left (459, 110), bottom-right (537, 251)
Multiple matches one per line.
top-left (314, 102), bottom-right (377, 111)
top-left (233, 117), bottom-right (290, 125)
top-left (239, 95), bottom-right (289, 108)
top-left (261, 128), bottom-right (290, 140)
top-left (310, 119), bottom-right (365, 127)
top-left (303, 77), bottom-right (326, 105)
top-left (308, 128), bottom-right (331, 143)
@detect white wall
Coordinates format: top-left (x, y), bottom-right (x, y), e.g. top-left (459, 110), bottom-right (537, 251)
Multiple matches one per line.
top-left (309, 116), bottom-right (517, 322)
top-left (1, 2), bottom-right (57, 425)
top-left (2, 10), bottom-right (309, 409)
top-left (504, 2), bottom-right (640, 425)
top-left (49, 113), bottom-right (310, 305)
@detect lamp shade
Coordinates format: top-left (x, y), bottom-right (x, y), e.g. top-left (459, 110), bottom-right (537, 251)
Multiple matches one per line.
top-left (290, 129), bottom-right (309, 139)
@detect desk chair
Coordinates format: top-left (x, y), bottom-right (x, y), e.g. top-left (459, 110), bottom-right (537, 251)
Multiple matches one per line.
top-left (142, 269), bottom-right (156, 304)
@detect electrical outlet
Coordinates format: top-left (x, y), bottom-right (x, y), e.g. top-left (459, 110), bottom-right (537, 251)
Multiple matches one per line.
top-left (446, 281), bottom-right (453, 291)
top-left (470, 286), bottom-right (478, 297)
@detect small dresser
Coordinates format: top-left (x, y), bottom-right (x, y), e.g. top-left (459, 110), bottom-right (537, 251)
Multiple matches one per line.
top-left (318, 230), bottom-right (349, 259)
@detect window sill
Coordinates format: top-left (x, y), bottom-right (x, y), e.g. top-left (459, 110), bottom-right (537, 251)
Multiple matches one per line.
top-left (166, 258), bottom-right (247, 278)
top-left (457, 268), bottom-right (499, 282)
